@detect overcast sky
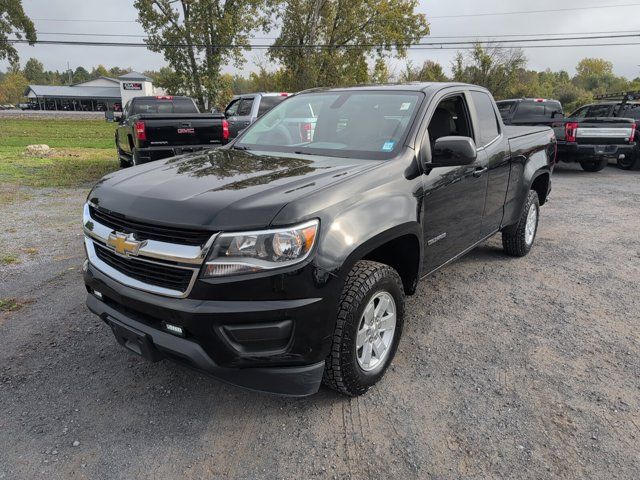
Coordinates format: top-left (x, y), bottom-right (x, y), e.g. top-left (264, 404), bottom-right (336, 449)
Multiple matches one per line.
top-left (3, 0), bottom-right (640, 79)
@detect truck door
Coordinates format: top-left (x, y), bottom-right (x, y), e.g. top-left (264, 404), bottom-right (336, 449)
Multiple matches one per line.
top-left (469, 90), bottom-right (511, 235)
top-left (421, 92), bottom-right (489, 274)
top-left (227, 97), bottom-right (254, 138)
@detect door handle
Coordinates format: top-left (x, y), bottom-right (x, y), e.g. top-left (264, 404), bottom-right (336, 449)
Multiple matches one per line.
top-left (473, 166), bottom-right (488, 177)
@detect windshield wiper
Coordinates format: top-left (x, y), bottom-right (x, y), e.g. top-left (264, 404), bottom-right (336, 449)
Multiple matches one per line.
top-left (232, 145), bottom-right (251, 151)
top-left (293, 150), bottom-right (320, 156)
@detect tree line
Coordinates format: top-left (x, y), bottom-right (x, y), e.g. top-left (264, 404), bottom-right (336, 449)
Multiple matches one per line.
top-left (2, 0), bottom-right (639, 112)
top-left (2, 49), bottom-right (638, 114)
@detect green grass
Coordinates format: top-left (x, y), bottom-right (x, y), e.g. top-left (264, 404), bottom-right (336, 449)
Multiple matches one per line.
top-left (0, 297), bottom-right (33, 313)
top-left (0, 253), bottom-right (20, 265)
top-left (0, 118), bottom-right (115, 148)
top-left (0, 118), bottom-right (118, 187)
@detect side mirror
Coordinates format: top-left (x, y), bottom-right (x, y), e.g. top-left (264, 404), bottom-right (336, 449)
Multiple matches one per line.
top-left (430, 136), bottom-right (477, 168)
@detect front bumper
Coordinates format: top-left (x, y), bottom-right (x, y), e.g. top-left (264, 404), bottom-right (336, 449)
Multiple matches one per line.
top-left (83, 261), bottom-right (339, 396)
top-left (86, 293), bottom-right (324, 396)
top-left (557, 142), bottom-right (636, 162)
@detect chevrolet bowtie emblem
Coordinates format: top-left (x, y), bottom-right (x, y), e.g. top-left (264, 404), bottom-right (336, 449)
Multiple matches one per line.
top-left (106, 232), bottom-right (146, 257)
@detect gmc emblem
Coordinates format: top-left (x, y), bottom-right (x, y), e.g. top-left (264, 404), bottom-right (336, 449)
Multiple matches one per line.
top-left (177, 128), bottom-right (195, 134)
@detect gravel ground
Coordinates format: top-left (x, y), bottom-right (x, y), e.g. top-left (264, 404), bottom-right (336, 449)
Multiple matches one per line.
top-left (0, 163), bottom-right (638, 479)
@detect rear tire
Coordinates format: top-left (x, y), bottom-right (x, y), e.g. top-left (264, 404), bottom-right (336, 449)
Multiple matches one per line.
top-left (502, 190), bottom-right (540, 257)
top-left (580, 158), bottom-right (607, 172)
top-left (323, 260), bottom-right (405, 397)
top-left (617, 154), bottom-right (640, 170)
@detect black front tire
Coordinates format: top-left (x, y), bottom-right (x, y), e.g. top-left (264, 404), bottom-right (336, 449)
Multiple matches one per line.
top-left (502, 190), bottom-right (540, 257)
top-left (580, 158), bottom-right (608, 172)
top-left (323, 260), bottom-right (405, 397)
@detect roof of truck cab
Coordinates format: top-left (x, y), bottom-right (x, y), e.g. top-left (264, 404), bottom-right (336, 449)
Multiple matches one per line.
top-left (497, 98), bottom-right (561, 103)
top-left (298, 82), bottom-right (476, 94)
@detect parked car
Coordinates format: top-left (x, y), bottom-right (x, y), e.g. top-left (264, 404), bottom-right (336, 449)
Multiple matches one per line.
top-left (497, 98), bottom-right (564, 127)
top-left (561, 92), bottom-right (640, 170)
top-left (0, 104), bottom-right (15, 110)
top-left (224, 92), bottom-right (290, 138)
top-left (115, 95), bottom-right (229, 168)
top-left (83, 83), bottom-right (556, 397)
top-left (551, 102), bottom-right (636, 172)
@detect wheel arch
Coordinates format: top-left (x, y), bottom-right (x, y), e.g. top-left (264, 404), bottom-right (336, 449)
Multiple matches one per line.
top-left (337, 223), bottom-right (423, 296)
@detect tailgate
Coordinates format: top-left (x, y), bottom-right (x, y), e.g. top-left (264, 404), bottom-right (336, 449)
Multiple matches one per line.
top-left (142, 115), bottom-right (224, 146)
top-left (575, 118), bottom-right (634, 145)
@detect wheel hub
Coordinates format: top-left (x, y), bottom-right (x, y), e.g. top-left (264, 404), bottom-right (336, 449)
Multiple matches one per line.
top-left (525, 203), bottom-right (538, 246)
top-left (356, 291), bottom-right (397, 372)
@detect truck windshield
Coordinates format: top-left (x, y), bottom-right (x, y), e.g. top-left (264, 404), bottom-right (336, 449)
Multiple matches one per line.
top-left (235, 91), bottom-right (424, 159)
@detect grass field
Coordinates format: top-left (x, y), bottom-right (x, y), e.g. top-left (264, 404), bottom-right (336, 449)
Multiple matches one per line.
top-left (0, 118), bottom-right (118, 188)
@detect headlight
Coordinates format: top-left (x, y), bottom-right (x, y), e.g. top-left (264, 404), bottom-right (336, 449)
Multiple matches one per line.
top-left (201, 220), bottom-right (319, 278)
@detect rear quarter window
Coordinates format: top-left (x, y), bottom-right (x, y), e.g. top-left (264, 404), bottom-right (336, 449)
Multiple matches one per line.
top-left (471, 91), bottom-right (500, 146)
top-left (258, 96), bottom-right (287, 116)
top-left (497, 101), bottom-right (514, 120)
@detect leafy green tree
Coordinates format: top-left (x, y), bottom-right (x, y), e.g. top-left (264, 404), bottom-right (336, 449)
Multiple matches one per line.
top-left (400, 60), bottom-right (448, 82)
top-left (23, 57), bottom-right (45, 83)
top-left (147, 66), bottom-right (188, 96)
top-left (134, 0), bottom-right (274, 109)
top-left (452, 44), bottom-right (526, 99)
top-left (270, 0), bottom-right (429, 91)
top-left (0, 70), bottom-right (28, 103)
top-left (0, 0), bottom-right (36, 66)
top-left (72, 66), bottom-right (90, 84)
top-left (370, 58), bottom-right (391, 84)
top-left (109, 66), bottom-right (131, 77)
top-left (91, 64), bottom-right (110, 79)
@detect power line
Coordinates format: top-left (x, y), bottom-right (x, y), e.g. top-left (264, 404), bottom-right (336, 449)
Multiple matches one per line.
top-left (429, 2), bottom-right (640, 18)
top-left (30, 29), bottom-right (640, 41)
top-left (8, 38), bottom-right (640, 50)
top-left (10, 33), bottom-right (640, 48)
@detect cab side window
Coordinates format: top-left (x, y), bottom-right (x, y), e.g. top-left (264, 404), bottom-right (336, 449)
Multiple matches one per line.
top-left (427, 95), bottom-right (473, 146)
top-left (586, 104), bottom-right (612, 117)
top-left (471, 91), bottom-right (500, 146)
top-left (225, 99), bottom-right (239, 117)
top-left (236, 97), bottom-right (254, 116)
top-left (571, 106), bottom-right (589, 119)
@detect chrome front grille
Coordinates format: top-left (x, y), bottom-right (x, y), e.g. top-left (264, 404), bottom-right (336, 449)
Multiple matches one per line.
top-left (83, 203), bottom-right (216, 298)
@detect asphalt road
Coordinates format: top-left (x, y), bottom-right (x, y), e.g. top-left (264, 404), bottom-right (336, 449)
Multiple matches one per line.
top-left (0, 163), bottom-right (638, 479)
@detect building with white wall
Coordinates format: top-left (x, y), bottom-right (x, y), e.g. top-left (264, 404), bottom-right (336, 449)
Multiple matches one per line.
top-left (23, 71), bottom-right (162, 112)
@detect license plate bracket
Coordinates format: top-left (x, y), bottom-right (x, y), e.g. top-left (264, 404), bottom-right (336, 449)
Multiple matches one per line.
top-left (108, 317), bottom-right (163, 362)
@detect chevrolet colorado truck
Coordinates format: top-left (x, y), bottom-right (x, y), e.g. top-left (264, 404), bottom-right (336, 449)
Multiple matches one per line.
top-left (115, 95), bottom-right (229, 168)
top-left (83, 83), bottom-right (556, 397)
top-left (552, 102), bottom-right (636, 172)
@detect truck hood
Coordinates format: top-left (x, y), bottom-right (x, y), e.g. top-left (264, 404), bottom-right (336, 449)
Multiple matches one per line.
top-left (88, 148), bottom-right (377, 230)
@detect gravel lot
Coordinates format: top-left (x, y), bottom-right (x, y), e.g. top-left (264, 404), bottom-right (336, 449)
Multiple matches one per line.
top-left (0, 163), bottom-right (638, 479)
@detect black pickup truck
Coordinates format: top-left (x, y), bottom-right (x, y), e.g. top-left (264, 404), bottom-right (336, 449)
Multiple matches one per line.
top-left (551, 102), bottom-right (636, 172)
top-left (83, 83), bottom-right (555, 397)
top-left (115, 96), bottom-right (229, 167)
top-left (497, 98), bottom-right (564, 127)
